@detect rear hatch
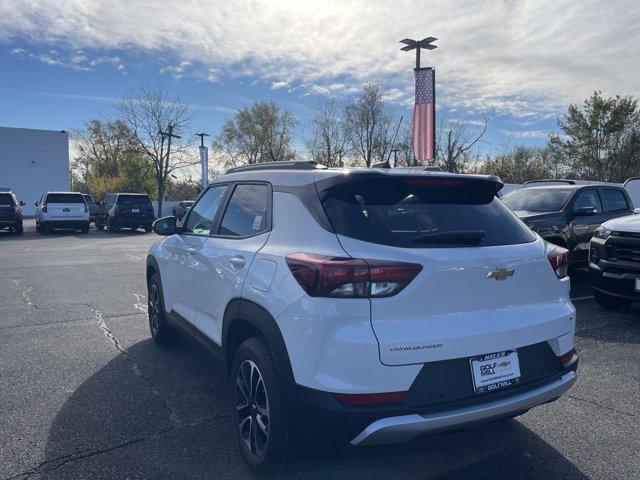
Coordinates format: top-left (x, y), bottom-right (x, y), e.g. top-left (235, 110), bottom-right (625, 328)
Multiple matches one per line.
top-left (0, 193), bottom-right (16, 219)
top-left (319, 172), bottom-right (574, 366)
top-left (116, 195), bottom-right (154, 218)
top-left (46, 193), bottom-right (86, 219)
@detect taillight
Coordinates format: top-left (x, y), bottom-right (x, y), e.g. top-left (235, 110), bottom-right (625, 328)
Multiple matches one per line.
top-left (546, 243), bottom-right (569, 279)
top-left (285, 253), bottom-right (422, 298)
top-left (334, 391), bottom-right (406, 406)
top-left (556, 348), bottom-right (578, 368)
top-left (84, 204), bottom-right (89, 213)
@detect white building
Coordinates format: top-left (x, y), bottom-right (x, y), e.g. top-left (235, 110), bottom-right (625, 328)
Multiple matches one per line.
top-left (0, 127), bottom-right (70, 216)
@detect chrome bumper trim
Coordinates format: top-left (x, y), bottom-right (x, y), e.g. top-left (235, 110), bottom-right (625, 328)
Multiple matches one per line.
top-left (351, 372), bottom-right (576, 446)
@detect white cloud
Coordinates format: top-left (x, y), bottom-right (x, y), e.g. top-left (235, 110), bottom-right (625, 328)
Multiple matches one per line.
top-left (2, 0), bottom-right (640, 118)
top-left (271, 81), bottom-right (290, 90)
top-left (502, 129), bottom-right (550, 139)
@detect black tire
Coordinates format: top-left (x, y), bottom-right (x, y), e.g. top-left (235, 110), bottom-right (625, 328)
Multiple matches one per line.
top-left (15, 224), bottom-right (23, 235)
top-left (96, 223), bottom-right (104, 231)
top-left (594, 290), bottom-right (633, 311)
top-left (81, 223), bottom-right (90, 234)
top-left (147, 273), bottom-right (177, 345)
top-left (108, 221), bottom-right (118, 232)
top-left (36, 224), bottom-right (44, 234)
top-left (144, 224), bottom-right (152, 233)
top-left (231, 337), bottom-right (291, 477)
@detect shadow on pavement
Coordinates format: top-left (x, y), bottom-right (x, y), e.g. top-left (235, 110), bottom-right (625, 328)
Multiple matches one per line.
top-left (36, 337), bottom-right (588, 479)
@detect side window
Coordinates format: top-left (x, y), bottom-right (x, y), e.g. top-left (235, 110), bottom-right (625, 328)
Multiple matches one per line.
top-left (219, 184), bottom-right (270, 237)
top-left (573, 190), bottom-right (602, 213)
top-left (603, 189), bottom-right (628, 212)
top-left (184, 186), bottom-right (227, 235)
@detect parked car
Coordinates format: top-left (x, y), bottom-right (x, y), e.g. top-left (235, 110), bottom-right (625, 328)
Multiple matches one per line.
top-left (502, 183), bottom-right (634, 265)
top-left (146, 161), bottom-right (578, 474)
top-left (96, 193), bottom-right (155, 232)
top-left (172, 200), bottom-right (194, 221)
top-left (35, 192), bottom-right (90, 234)
top-left (589, 213), bottom-right (640, 310)
top-left (0, 190), bottom-right (25, 235)
top-left (82, 194), bottom-right (100, 223)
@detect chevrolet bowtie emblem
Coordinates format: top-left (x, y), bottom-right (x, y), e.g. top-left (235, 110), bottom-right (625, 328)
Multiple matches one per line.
top-left (487, 268), bottom-right (514, 281)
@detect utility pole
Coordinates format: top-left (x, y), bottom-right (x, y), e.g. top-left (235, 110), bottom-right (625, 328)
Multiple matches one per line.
top-left (157, 124), bottom-right (181, 216)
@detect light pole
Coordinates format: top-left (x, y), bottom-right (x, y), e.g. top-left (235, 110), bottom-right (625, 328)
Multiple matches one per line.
top-left (400, 37), bottom-right (437, 69)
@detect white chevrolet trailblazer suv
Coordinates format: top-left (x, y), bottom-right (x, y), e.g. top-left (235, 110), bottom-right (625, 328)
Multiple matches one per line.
top-left (35, 191), bottom-right (90, 233)
top-left (146, 162), bottom-right (578, 474)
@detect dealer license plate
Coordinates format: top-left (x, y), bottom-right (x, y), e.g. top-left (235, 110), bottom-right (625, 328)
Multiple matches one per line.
top-left (131, 208), bottom-right (140, 213)
top-left (635, 277), bottom-right (640, 292)
top-left (470, 350), bottom-right (521, 394)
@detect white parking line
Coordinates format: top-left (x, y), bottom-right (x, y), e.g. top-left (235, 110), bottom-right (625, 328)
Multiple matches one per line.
top-left (571, 295), bottom-right (594, 301)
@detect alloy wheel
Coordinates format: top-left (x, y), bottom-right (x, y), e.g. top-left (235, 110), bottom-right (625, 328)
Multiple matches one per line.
top-left (148, 283), bottom-right (160, 336)
top-left (236, 359), bottom-right (270, 457)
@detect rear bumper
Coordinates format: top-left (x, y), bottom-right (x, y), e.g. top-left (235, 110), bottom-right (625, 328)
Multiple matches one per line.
top-left (286, 342), bottom-right (577, 444)
top-left (351, 371), bottom-right (576, 445)
top-left (41, 220), bottom-right (89, 229)
top-left (0, 218), bottom-right (21, 227)
top-left (113, 216), bottom-right (155, 227)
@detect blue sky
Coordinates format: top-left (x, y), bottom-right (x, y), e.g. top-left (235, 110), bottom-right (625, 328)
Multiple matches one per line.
top-left (1, 0), bottom-right (639, 160)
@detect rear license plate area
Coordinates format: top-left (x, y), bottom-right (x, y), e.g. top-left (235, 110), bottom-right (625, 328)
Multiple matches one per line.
top-left (131, 208), bottom-right (140, 213)
top-left (470, 350), bottom-right (521, 394)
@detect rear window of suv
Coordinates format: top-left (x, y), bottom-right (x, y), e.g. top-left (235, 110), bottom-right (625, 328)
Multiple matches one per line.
top-left (320, 176), bottom-right (536, 248)
top-left (117, 194), bottom-right (152, 205)
top-left (0, 193), bottom-right (15, 205)
top-left (46, 193), bottom-right (85, 203)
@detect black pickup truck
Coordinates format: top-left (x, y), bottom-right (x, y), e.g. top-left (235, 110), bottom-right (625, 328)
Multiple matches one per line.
top-left (502, 183), bottom-right (635, 265)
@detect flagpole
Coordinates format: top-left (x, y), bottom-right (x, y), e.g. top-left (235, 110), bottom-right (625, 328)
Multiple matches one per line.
top-left (400, 37), bottom-right (438, 166)
top-left (432, 67), bottom-right (436, 166)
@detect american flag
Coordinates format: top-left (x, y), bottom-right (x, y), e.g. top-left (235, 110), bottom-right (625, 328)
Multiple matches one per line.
top-left (412, 68), bottom-right (435, 161)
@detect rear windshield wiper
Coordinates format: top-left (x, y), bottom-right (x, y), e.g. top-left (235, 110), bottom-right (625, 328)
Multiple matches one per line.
top-left (412, 230), bottom-right (486, 246)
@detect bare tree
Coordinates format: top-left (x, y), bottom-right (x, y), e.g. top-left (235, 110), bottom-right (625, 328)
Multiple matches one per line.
top-left (305, 100), bottom-right (350, 167)
top-left (117, 85), bottom-right (195, 217)
top-left (72, 119), bottom-right (138, 182)
top-left (214, 101), bottom-right (296, 167)
top-left (436, 114), bottom-right (491, 173)
top-left (344, 83), bottom-right (393, 167)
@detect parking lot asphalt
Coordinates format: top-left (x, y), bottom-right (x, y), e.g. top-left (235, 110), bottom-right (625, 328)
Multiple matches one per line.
top-left (1, 220), bottom-right (638, 480)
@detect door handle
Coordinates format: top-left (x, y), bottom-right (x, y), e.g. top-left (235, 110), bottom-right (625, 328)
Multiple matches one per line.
top-left (187, 247), bottom-right (197, 256)
top-left (229, 256), bottom-right (246, 269)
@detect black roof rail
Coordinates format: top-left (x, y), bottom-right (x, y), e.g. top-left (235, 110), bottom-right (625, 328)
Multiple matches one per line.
top-left (225, 161), bottom-right (327, 174)
top-left (522, 179), bottom-right (576, 187)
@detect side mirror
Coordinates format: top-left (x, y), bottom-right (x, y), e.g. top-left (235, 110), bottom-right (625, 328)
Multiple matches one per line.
top-left (153, 216), bottom-right (181, 236)
top-left (20, 200), bottom-right (26, 206)
top-left (574, 206), bottom-right (597, 216)
top-left (35, 201), bottom-right (39, 206)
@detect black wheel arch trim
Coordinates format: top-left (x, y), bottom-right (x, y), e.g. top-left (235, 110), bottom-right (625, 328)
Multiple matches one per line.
top-left (222, 298), bottom-right (295, 386)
